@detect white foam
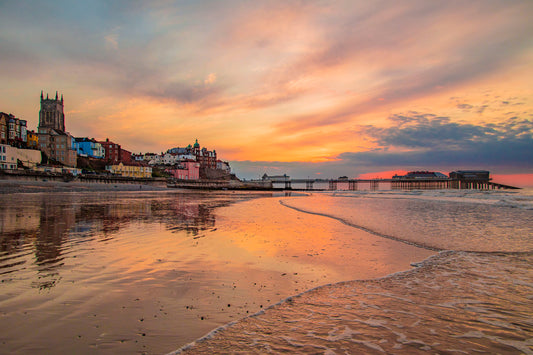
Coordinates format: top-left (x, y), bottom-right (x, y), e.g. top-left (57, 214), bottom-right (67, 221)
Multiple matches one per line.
top-left (329, 188), bottom-right (533, 210)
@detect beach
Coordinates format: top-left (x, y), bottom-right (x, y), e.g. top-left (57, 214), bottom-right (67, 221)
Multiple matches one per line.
top-left (0, 183), bottom-right (531, 354)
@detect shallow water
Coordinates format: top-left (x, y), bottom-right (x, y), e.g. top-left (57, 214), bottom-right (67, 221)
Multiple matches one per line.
top-left (0, 190), bottom-right (434, 354)
top-left (282, 191), bottom-right (533, 252)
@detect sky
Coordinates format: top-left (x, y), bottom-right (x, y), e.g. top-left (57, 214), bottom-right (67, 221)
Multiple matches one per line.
top-left (1, 0), bottom-right (532, 185)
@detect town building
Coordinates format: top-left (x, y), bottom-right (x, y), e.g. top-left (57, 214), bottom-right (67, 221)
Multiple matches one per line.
top-left (0, 144), bottom-right (16, 170)
top-left (26, 130), bottom-right (39, 149)
top-left (0, 144), bottom-right (42, 170)
top-left (98, 138), bottom-right (122, 164)
top-left (105, 162), bottom-right (152, 178)
top-left (142, 152), bottom-right (159, 162)
top-left (0, 113), bottom-right (6, 145)
top-left (72, 137), bottom-right (105, 158)
top-left (216, 160), bottom-right (231, 173)
top-left (37, 91), bottom-right (77, 167)
top-left (132, 153), bottom-right (144, 162)
top-left (0, 112), bottom-right (27, 148)
top-left (120, 148), bottom-right (133, 164)
top-left (167, 139), bottom-right (216, 170)
top-left (166, 160), bottom-right (200, 180)
top-left (192, 140), bottom-right (217, 169)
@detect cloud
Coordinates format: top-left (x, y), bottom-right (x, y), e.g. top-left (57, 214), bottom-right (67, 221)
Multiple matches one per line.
top-left (457, 103), bottom-right (473, 110)
top-left (104, 33), bottom-right (119, 50)
top-left (349, 112), bottom-right (533, 169)
top-left (232, 112), bottom-right (533, 179)
top-left (269, 1), bottom-right (533, 133)
top-left (204, 73), bottom-right (216, 85)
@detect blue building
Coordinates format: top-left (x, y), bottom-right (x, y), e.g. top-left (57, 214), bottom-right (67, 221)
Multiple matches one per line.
top-left (72, 137), bottom-right (105, 159)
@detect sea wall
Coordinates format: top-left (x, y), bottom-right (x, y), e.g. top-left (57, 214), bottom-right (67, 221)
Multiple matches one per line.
top-left (0, 169), bottom-right (168, 193)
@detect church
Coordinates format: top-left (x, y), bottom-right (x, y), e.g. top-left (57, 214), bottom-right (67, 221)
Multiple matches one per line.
top-left (37, 91), bottom-right (77, 167)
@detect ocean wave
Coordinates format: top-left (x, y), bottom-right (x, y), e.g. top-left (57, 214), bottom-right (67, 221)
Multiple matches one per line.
top-left (281, 194), bottom-right (533, 252)
top-left (278, 199), bottom-right (443, 252)
top-left (325, 188), bottom-right (533, 210)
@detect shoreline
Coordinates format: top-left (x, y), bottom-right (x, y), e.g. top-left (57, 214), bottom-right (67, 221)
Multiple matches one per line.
top-left (175, 250), bottom-right (532, 354)
top-left (169, 194), bottom-right (438, 353)
top-left (171, 250), bottom-right (451, 354)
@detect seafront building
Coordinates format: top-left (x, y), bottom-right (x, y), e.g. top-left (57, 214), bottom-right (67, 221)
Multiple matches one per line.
top-left (166, 160), bottom-right (200, 180)
top-left (98, 138), bottom-right (122, 164)
top-left (0, 143), bottom-right (41, 170)
top-left (72, 138), bottom-right (105, 159)
top-left (105, 162), bottom-right (152, 178)
top-left (0, 112), bottom-right (28, 148)
top-left (166, 139), bottom-right (217, 170)
top-left (26, 130), bottom-right (39, 149)
top-left (216, 160), bottom-right (231, 173)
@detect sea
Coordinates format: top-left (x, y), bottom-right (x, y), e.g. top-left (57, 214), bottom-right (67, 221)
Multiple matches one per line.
top-left (0, 187), bottom-right (532, 354)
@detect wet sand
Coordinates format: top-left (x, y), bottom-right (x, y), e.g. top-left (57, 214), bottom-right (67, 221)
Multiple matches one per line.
top-left (0, 191), bottom-right (434, 353)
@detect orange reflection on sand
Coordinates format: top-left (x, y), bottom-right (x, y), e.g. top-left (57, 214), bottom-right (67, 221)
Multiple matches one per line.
top-left (213, 196), bottom-right (434, 282)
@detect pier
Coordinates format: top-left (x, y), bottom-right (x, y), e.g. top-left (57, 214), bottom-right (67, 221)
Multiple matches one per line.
top-left (267, 177), bottom-right (519, 191)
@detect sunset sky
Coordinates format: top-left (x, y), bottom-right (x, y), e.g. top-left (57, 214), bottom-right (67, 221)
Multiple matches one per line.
top-left (1, 1), bottom-right (532, 184)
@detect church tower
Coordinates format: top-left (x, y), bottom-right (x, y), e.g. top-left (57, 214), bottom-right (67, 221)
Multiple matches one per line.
top-left (39, 91), bottom-right (65, 132)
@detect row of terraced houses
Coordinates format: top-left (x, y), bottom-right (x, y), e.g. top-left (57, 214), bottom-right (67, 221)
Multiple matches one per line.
top-left (0, 92), bottom-right (230, 180)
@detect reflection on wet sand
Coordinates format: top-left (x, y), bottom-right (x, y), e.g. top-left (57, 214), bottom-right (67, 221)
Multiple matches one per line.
top-left (0, 191), bottom-right (433, 354)
top-left (0, 192), bottom-right (231, 290)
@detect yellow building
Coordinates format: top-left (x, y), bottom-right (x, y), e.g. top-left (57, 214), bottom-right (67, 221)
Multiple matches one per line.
top-left (106, 162), bottom-right (152, 178)
top-left (27, 130), bottom-right (38, 148)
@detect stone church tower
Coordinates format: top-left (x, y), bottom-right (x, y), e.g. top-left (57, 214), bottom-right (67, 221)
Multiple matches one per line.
top-left (37, 91), bottom-right (77, 167)
top-left (39, 91), bottom-right (65, 132)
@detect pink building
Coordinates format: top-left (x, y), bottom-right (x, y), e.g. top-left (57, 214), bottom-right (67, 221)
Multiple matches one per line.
top-left (167, 160), bottom-right (200, 180)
